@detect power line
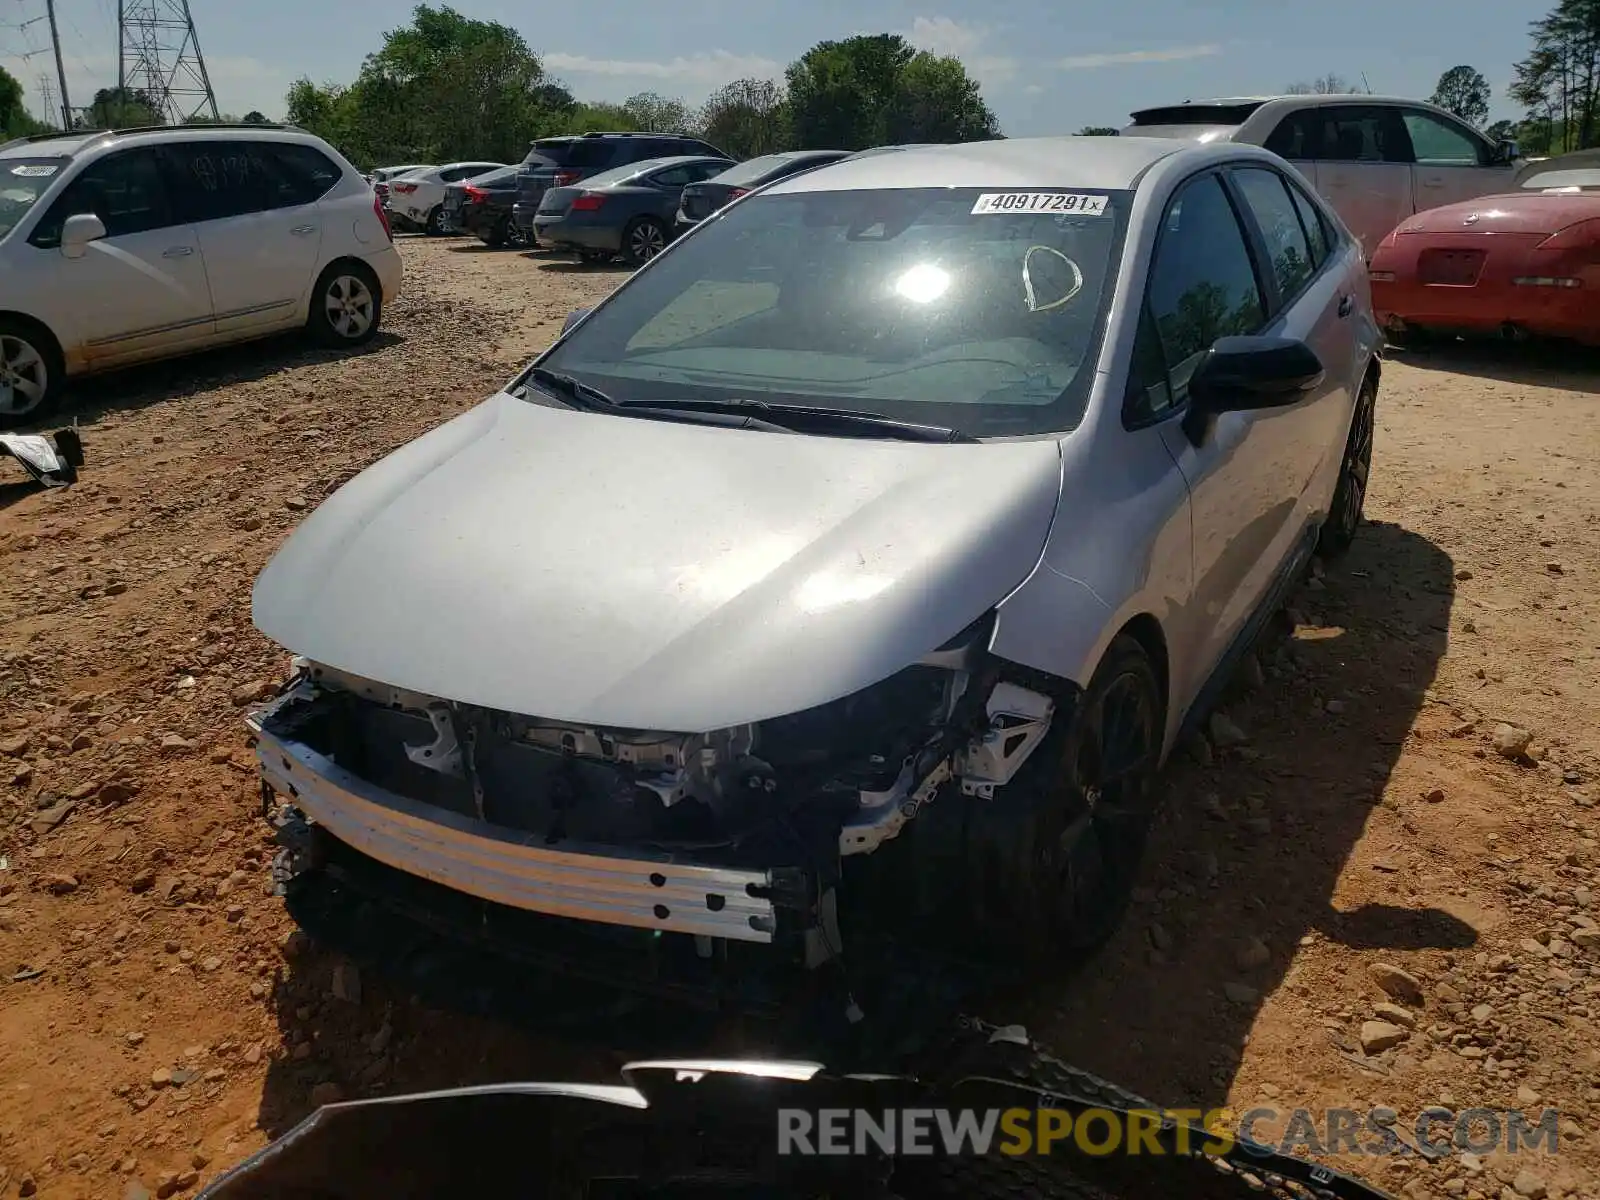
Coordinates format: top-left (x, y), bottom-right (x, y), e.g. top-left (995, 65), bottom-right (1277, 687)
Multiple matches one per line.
top-left (117, 0), bottom-right (219, 123)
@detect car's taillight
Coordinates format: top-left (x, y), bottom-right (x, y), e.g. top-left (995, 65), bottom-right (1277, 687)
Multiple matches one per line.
top-left (373, 193), bottom-right (392, 241)
top-left (1534, 217), bottom-right (1600, 252)
top-left (726, 187), bottom-right (750, 201)
top-left (555, 171), bottom-right (580, 186)
top-left (570, 193), bottom-right (606, 211)
top-left (462, 186), bottom-right (487, 205)
top-left (391, 182), bottom-right (417, 194)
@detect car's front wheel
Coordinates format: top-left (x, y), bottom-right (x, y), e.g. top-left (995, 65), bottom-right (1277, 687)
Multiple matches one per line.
top-left (307, 263), bottom-right (382, 349)
top-left (955, 636), bottom-right (1164, 961)
top-left (621, 217), bottom-right (667, 266)
top-left (1317, 372), bottom-right (1376, 559)
top-left (0, 320), bottom-right (63, 427)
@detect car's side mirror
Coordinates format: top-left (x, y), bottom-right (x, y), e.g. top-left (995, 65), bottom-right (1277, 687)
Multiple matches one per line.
top-left (561, 308), bottom-right (591, 336)
top-left (1496, 138), bottom-right (1521, 164)
top-left (1182, 335), bottom-right (1325, 446)
top-left (60, 213), bottom-right (107, 259)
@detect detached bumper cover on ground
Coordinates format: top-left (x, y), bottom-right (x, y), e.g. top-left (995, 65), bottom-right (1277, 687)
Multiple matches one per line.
top-left (1, 428), bottom-right (82, 487)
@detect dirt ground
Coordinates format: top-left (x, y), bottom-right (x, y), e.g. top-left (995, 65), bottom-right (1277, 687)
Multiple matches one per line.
top-left (1, 235), bottom-right (1597, 1200)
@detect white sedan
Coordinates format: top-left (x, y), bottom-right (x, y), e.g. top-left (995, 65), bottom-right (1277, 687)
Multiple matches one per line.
top-left (386, 162), bottom-right (506, 235)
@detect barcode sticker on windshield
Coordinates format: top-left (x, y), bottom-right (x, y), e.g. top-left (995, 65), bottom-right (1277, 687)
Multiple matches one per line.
top-left (9, 164), bottom-right (58, 177)
top-left (971, 192), bottom-right (1109, 216)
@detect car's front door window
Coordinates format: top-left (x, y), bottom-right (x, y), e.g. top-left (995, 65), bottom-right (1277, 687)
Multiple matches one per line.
top-left (1402, 111), bottom-right (1489, 166)
top-left (28, 148), bottom-right (177, 248)
top-left (1145, 172), bottom-right (1267, 400)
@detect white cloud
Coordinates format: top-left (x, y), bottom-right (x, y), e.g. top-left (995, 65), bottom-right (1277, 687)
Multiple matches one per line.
top-left (542, 50), bottom-right (782, 96)
top-left (1058, 44), bottom-right (1223, 70)
top-left (905, 15), bottom-right (1017, 87)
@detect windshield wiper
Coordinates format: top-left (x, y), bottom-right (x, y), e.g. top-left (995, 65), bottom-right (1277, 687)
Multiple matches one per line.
top-left (620, 396), bottom-right (973, 443)
top-left (523, 367), bottom-right (793, 433)
top-left (524, 366), bottom-right (619, 411)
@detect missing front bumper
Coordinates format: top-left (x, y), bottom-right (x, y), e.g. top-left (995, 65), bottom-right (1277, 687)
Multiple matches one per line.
top-left (248, 687), bottom-right (786, 944)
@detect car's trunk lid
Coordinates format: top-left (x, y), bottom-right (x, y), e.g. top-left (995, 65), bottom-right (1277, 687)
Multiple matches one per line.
top-left (536, 185), bottom-right (585, 216)
top-left (1395, 193), bottom-right (1598, 238)
top-left (679, 181), bottom-right (740, 221)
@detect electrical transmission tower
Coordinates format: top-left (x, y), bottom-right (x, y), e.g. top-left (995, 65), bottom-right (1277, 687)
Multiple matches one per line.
top-left (116, 0), bottom-right (220, 124)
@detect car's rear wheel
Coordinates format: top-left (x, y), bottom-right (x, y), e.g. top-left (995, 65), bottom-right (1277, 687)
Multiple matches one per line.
top-left (955, 637), bottom-right (1163, 960)
top-left (423, 206), bottom-right (445, 236)
top-left (307, 262), bottom-right (382, 348)
top-left (0, 319), bottom-right (63, 427)
top-left (483, 217), bottom-right (510, 248)
top-left (578, 250), bottom-right (613, 265)
top-left (1317, 373), bottom-right (1376, 559)
top-left (621, 217), bottom-right (667, 266)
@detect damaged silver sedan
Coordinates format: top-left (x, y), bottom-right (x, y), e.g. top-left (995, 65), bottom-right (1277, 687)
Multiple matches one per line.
top-left (248, 135), bottom-right (1380, 981)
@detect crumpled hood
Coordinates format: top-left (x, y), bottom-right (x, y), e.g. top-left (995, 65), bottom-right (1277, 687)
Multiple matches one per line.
top-left (252, 392), bottom-right (1063, 731)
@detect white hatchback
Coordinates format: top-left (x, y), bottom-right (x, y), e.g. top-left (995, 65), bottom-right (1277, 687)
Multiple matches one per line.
top-left (0, 123), bottom-right (403, 425)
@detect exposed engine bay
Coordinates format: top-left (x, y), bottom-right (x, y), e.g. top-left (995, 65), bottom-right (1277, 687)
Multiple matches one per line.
top-left (250, 613), bottom-right (1063, 965)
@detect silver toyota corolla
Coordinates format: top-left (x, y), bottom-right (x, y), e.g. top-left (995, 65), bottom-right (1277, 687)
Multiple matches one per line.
top-left (247, 136), bottom-right (1380, 974)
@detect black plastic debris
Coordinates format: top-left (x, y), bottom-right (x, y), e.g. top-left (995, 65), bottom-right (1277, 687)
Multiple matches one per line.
top-left (0, 427), bottom-right (84, 488)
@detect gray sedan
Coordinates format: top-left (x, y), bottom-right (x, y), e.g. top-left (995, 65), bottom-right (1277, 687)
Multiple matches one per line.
top-left (533, 154), bottom-right (733, 265)
top-left (249, 136), bottom-right (1381, 973)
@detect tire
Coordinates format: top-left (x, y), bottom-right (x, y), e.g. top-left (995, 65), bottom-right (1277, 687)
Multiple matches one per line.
top-left (578, 250), bottom-right (613, 265)
top-left (306, 262), bottom-right (383, 349)
top-left (1317, 372), bottom-right (1376, 559)
top-left (0, 318), bottom-right (64, 428)
top-left (959, 637), bottom-right (1164, 959)
top-left (423, 206), bottom-right (444, 236)
top-left (483, 218), bottom-right (510, 249)
top-left (620, 217), bottom-right (667, 266)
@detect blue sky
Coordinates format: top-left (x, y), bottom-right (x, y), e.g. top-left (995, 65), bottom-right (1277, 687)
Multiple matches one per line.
top-left (6, 0), bottom-right (1532, 135)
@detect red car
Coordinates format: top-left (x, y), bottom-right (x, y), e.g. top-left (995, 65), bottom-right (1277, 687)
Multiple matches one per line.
top-left (1369, 152), bottom-right (1600, 345)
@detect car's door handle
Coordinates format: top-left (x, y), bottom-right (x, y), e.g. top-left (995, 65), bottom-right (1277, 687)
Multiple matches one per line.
top-left (1337, 294), bottom-right (1354, 319)
top-left (1420, 179), bottom-right (1445, 189)
top-left (162, 246), bottom-right (193, 258)
top-left (290, 224), bottom-right (317, 236)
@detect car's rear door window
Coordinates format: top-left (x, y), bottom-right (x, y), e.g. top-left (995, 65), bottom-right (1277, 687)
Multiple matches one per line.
top-left (1317, 105), bottom-right (1412, 163)
top-left (1285, 178), bottom-right (1332, 266)
top-left (1144, 172), bottom-right (1266, 397)
top-left (161, 140), bottom-right (293, 222)
top-left (1230, 167), bottom-right (1316, 305)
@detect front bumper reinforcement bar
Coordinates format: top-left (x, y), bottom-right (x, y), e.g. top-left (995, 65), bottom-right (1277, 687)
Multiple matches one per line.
top-left (247, 691), bottom-right (779, 943)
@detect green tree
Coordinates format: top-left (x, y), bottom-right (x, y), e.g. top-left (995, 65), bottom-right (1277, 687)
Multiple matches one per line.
top-left (886, 52), bottom-right (1000, 143)
top-left (77, 87), bottom-right (163, 129)
top-left (785, 33), bottom-right (998, 150)
top-left (243, 110), bottom-right (270, 123)
top-left (1510, 0), bottom-right (1600, 152)
top-left (1431, 65), bottom-right (1491, 126)
top-left (1077, 125), bottom-right (1120, 136)
top-left (621, 91), bottom-right (693, 133)
top-left (1, 66), bottom-right (48, 137)
top-left (698, 78), bottom-right (789, 157)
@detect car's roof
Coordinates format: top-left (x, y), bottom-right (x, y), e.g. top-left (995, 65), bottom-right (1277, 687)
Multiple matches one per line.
top-left (1137, 93), bottom-right (1453, 115)
top-left (771, 135), bottom-right (1191, 195)
top-left (602, 153), bottom-right (728, 175)
top-left (0, 123), bottom-right (322, 161)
